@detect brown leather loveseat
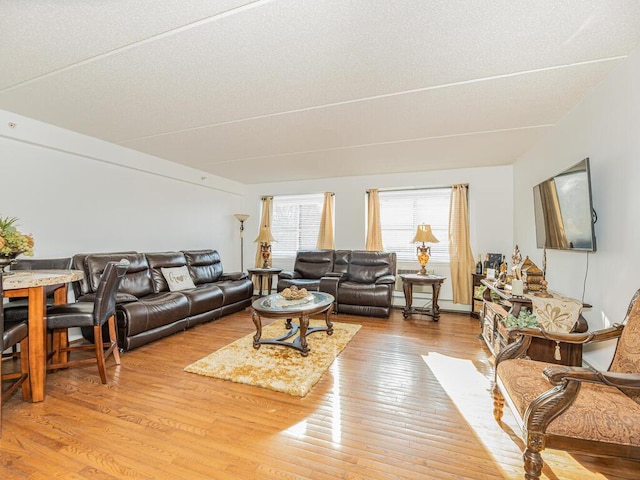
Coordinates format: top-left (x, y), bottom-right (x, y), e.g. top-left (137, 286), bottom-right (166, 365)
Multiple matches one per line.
top-left (73, 249), bottom-right (252, 351)
top-left (278, 250), bottom-right (397, 318)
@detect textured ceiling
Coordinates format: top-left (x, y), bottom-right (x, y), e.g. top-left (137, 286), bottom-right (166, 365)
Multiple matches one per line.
top-left (2, 1), bottom-right (640, 184)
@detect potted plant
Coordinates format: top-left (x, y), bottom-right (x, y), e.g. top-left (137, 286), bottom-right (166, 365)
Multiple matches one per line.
top-left (0, 215), bottom-right (34, 272)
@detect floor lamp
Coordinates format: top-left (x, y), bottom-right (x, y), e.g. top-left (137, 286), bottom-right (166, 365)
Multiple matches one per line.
top-left (234, 213), bottom-right (249, 271)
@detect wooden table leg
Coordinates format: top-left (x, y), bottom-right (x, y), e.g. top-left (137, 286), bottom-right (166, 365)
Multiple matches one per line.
top-left (402, 281), bottom-right (413, 318)
top-left (251, 311), bottom-right (263, 348)
top-left (52, 285), bottom-right (69, 363)
top-left (27, 286), bottom-right (47, 402)
top-left (298, 314), bottom-right (310, 357)
top-left (267, 274), bottom-right (273, 295)
top-left (432, 282), bottom-right (442, 321)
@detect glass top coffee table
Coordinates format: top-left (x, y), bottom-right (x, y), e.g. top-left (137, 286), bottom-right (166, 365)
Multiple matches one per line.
top-left (251, 291), bottom-right (334, 356)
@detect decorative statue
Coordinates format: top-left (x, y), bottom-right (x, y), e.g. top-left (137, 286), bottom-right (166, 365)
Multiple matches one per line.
top-left (511, 245), bottom-right (523, 280)
top-left (512, 244), bottom-right (522, 266)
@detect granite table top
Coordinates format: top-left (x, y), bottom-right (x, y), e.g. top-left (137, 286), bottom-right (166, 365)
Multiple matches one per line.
top-left (2, 269), bottom-right (84, 290)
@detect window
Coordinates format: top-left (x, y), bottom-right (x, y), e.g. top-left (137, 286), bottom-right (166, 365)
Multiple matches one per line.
top-left (271, 193), bottom-right (324, 257)
top-left (378, 187), bottom-right (451, 262)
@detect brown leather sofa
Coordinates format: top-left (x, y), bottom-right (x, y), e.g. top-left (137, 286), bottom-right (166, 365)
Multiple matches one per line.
top-left (278, 250), bottom-right (397, 318)
top-left (72, 249), bottom-right (252, 351)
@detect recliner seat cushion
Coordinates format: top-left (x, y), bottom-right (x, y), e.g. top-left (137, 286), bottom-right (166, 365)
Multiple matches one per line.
top-left (118, 291), bottom-right (190, 336)
top-left (338, 281), bottom-right (393, 307)
top-left (181, 284), bottom-right (224, 315)
top-left (278, 278), bottom-right (321, 291)
top-left (214, 279), bottom-right (254, 305)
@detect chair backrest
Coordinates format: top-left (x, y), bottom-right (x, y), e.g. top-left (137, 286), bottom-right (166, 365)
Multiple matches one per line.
top-left (92, 261), bottom-right (129, 326)
top-left (11, 257), bottom-right (72, 299)
top-left (346, 251), bottom-right (397, 284)
top-left (294, 250), bottom-right (335, 279)
top-left (608, 289), bottom-right (640, 404)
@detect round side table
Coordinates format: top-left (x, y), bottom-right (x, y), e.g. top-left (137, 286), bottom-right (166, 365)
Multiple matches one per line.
top-left (247, 267), bottom-right (283, 296)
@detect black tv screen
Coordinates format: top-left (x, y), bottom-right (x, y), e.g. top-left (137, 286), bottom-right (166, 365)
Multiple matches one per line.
top-left (533, 158), bottom-right (596, 252)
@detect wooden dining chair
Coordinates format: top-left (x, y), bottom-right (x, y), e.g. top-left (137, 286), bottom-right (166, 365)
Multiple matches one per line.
top-left (46, 261), bottom-right (128, 384)
top-left (1, 272), bottom-right (31, 437)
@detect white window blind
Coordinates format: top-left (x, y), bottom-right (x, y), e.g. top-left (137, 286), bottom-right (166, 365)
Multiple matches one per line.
top-left (271, 193), bottom-right (324, 257)
top-left (378, 187), bottom-right (451, 262)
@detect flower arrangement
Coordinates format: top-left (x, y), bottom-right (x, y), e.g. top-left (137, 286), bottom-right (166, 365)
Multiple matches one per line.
top-left (0, 215), bottom-right (35, 257)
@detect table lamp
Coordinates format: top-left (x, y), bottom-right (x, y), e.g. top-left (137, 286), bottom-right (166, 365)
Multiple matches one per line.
top-left (412, 224), bottom-right (439, 275)
top-left (254, 228), bottom-right (276, 268)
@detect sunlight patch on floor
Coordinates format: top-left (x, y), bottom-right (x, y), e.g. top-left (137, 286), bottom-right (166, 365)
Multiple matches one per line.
top-left (282, 358), bottom-right (343, 446)
top-left (421, 352), bottom-right (608, 480)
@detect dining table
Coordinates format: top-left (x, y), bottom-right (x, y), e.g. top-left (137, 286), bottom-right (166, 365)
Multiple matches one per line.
top-left (2, 269), bottom-right (85, 402)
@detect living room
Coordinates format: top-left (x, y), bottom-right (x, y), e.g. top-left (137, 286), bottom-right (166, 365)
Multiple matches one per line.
top-left (2, 2), bottom-right (640, 478)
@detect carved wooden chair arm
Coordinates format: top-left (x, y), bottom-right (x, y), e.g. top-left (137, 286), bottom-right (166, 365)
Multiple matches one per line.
top-left (494, 323), bottom-right (625, 367)
top-left (506, 323), bottom-right (625, 344)
top-left (543, 365), bottom-right (640, 389)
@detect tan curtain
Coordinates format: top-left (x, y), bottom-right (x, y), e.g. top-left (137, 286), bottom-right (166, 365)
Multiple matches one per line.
top-left (254, 196), bottom-right (274, 270)
top-left (448, 184), bottom-right (475, 304)
top-left (316, 192), bottom-right (335, 249)
top-left (365, 189), bottom-right (383, 251)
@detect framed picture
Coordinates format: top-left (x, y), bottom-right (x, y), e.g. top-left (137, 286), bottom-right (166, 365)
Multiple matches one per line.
top-left (488, 253), bottom-right (503, 269)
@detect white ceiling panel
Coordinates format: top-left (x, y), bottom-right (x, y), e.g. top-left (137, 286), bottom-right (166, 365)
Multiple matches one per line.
top-left (208, 128), bottom-right (551, 184)
top-left (0, 0), bottom-right (258, 89)
top-left (118, 59), bottom-right (617, 167)
top-left (1, 1), bottom-right (640, 183)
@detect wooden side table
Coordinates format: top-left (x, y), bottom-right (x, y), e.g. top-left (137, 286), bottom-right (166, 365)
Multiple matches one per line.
top-left (400, 274), bottom-right (446, 321)
top-left (247, 267), bottom-right (283, 296)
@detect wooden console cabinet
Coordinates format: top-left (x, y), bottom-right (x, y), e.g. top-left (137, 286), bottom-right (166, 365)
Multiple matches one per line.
top-left (470, 273), bottom-right (486, 318)
top-left (480, 280), bottom-right (588, 366)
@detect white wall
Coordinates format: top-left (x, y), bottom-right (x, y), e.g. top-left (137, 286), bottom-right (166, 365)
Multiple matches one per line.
top-left (0, 110), bottom-right (248, 271)
top-left (245, 166), bottom-right (514, 311)
top-left (513, 48), bottom-right (640, 369)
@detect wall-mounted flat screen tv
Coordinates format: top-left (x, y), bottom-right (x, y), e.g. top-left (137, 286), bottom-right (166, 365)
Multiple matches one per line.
top-left (533, 158), bottom-right (597, 252)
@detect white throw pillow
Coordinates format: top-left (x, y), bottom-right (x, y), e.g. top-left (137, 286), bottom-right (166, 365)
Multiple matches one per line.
top-left (161, 266), bottom-right (196, 292)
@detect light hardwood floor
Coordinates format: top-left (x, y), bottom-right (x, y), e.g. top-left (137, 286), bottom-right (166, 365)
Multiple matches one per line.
top-left (1, 308), bottom-right (638, 479)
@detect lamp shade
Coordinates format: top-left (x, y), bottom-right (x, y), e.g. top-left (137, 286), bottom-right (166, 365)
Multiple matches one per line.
top-left (234, 213), bottom-right (249, 222)
top-left (254, 228), bottom-right (275, 243)
top-left (412, 224), bottom-right (439, 244)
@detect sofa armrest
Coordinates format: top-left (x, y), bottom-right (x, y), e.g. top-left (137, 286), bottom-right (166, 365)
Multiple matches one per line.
top-left (324, 272), bottom-right (344, 278)
top-left (375, 274), bottom-right (396, 285)
top-left (220, 272), bottom-right (248, 281)
top-left (543, 365), bottom-right (640, 389)
top-left (319, 275), bottom-right (343, 310)
top-left (278, 270), bottom-right (301, 280)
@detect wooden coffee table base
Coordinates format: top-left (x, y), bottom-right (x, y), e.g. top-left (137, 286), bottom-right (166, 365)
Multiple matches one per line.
top-left (251, 306), bottom-right (333, 357)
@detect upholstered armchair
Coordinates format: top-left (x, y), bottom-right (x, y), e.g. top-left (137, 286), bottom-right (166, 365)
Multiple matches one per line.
top-left (493, 289), bottom-right (640, 480)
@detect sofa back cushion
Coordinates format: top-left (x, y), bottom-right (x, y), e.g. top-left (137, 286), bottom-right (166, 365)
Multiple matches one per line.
top-left (72, 251), bottom-right (137, 297)
top-left (347, 251), bottom-right (396, 284)
top-left (182, 249), bottom-right (223, 284)
top-left (145, 252), bottom-right (189, 293)
top-left (333, 250), bottom-right (351, 275)
top-left (85, 253), bottom-right (154, 298)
